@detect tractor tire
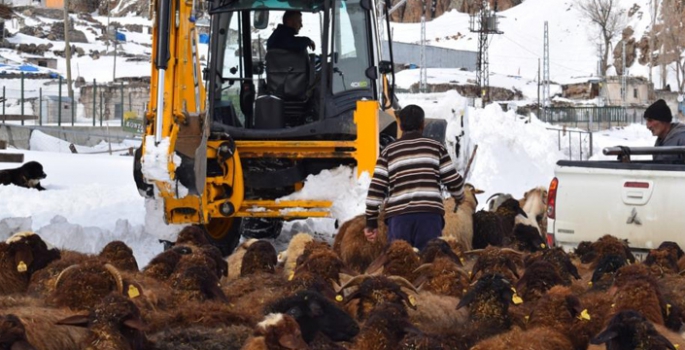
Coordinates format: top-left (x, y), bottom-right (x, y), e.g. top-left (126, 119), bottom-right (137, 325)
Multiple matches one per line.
top-left (241, 218), bottom-right (284, 239)
top-left (133, 147), bottom-right (154, 198)
top-left (198, 218), bottom-right (243, 256)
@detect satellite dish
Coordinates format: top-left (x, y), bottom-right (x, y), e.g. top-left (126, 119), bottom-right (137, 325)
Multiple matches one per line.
top-left (678, 95), bottom-right (684, 103)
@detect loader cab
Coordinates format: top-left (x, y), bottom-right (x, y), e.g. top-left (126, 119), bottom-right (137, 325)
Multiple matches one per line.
top-left (207, 0), bottom-right (387, 137)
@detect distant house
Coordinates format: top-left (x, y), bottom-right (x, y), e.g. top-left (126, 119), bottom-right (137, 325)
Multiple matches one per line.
top-left (604, 76), bottom-right (652, 106)
top-left (24, 56), bottom-right (58, 69)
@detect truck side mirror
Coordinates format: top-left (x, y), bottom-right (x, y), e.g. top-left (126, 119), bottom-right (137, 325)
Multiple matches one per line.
top-left (254, 10), bottom-right (269, 29)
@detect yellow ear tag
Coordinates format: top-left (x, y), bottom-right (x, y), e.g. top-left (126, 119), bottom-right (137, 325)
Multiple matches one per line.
top-left (540, 243), bottom-right (546, 248)
top-left (524, 315), bottom-right (530, 322)
top-left (667, 304), bottom-right (672, 317)
top-left (128, 285), bottom-right (140, 298)
top-left (588, 281), bottom-right (593, 286)
top-left (335, 295), bottom-right (344, 302)
top-left (288, 271), bottom-right (295, 281)
top-left (674, 344), bottom-right (679, 349)
top-left (17, 261), bottom-right (27, 273)
top-left (408, 295), bottom-right (416, 307)
top-left (611, 303), bottom-right (615, 308)
top-left (460, 257), bottom-right (465, 264)
top-left (578, 309), bottom-right (591, 321)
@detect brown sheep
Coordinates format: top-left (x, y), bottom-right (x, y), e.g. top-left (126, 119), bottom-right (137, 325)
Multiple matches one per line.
top-left (469, 246), bottom-right (522, 283)
top-left (56, 292), bottom-right (150, 350)
top-left (333, 212), bottom-right (387, 274)
top-left (0, 231), bottom-right (61, 295)
top-left (0, 314), bottom-right (36, 350)
top-left (226, 239), bottom-right (258, 281)
top-left (611, 264), bottom-right (667, 326)
top-left (240, 240), bottom-right (278, 277)
top-left (413, 257), bottom-right (470, 298)
top-left (280, 233), bottom-right (314, 276)
top-left (142, 246), bottom-right (193, 281)
top-left (442, 184), bottom-right (484, 251)
top-left (98, 240), bottom-right (139, 272)
top-left (589, 310), bottom-right (678, 350)
top-left (351, 302), bottom-right (413, 350)
top-left (3, 305), bottom-right (89, 350)
top-left (365, 240), bottom-right (420, 281)
top-left (524, 247), bottom-right (580, 285)
top-left (241, 313), bottom-right (309, 350)
top-left (48, 261), bottom-right (124, 310)
top-left (338, 275), bottom-right (417, 322)
top-left (515, 260), bottom-right (565, 303)
top-left (293, 247), bottom-right (347, 285)
top-left (472, 210), bottom-right (506, 249)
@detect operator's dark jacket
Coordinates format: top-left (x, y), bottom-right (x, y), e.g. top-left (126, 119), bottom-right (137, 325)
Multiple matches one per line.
top-left (266, 24), bottom-right (311, 51)
top-left (654, 122), bottom-right (685, 163)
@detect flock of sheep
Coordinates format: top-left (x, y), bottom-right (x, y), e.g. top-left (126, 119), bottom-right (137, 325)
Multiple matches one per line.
top-left (2, 184), bottom-right (685, 349)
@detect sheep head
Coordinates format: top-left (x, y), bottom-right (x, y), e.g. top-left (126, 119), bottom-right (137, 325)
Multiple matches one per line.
top-left (591, 310), bottom-right (677, 350)
top-left (175, 226), bottom-right (210, 246)
top-left (254, 313), bottom-right (310, 350)
top-left (0, 314), bottom-right (36, 350)
top-left (420, 238), bottom-right (463, 265)
top-left (457, 274), bottom-right (519, 327)
top-left (171, 265), bottom-right (228, 302)
top-left (56, 293), bottom-right (149, 350)
top-left (240, 240), bottom-right (277, 277)
top-left (266, 290), bottom-right (359, 343)
top-left (338, 275), bottom-right (418, 321)
top-left (51, 262), bottom-right (124, 310)
top-left (99, 240), bottom-right (139, 272)
top-left (7, 232), bottom-right (60, 276)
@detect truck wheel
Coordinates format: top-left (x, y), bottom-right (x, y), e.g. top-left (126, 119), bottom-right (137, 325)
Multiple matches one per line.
top-left (241, 218), bottom-right (284, 239)
top-left (133, 147), bottom-right (154, 198)
top-left (199, 218), bottom-right (243, 256)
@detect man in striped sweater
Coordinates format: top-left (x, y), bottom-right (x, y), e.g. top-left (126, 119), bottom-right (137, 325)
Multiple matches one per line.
top-left (364, 105), bottom-right (465, 251)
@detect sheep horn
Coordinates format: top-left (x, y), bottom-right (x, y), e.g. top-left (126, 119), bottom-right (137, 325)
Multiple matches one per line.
top-left (337, 274), bottom-right (370, 293)
top-left (54, 264), bottom-right (81, 289)
top-left (387, 276), bottom-right (419, 294)
top-left (500, 248), bottom-right (524, 255)
top-left (412, 263), bottom-right (434, 276)
top-left (463, 249), bottom-right (484, 256)
top-left (486, 193), bottom-right (505, 203)
top-left (103, 264), bottom-right (124, 294)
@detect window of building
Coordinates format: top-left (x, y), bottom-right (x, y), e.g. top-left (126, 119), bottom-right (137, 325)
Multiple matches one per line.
top-left (634, 88), bottom-right (638, 99)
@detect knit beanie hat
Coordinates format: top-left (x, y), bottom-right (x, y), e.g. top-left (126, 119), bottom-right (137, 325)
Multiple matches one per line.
top-left (644, 99), bottom-right (672, 123)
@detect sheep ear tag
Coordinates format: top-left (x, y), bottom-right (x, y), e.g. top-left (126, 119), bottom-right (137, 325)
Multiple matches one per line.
top-left (288, 271), bottom-right (295, 281)
top-left (128, 285), bottom-right (140, 298)
top-left (577, 309), bottom-right (591, 321)
top-left (540, 243), bottom-right (546, 249)
top-left (511, 288), bottom-right (523, 305)
top-left (335, 294), bottom-right (344, 302)
top-left (408, 295), bottom-right (417, 307)
top-left (17, 261), bottom-right (27, 273)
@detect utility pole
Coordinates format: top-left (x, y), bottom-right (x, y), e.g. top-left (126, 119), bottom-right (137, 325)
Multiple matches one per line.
top-left (64, 0), bottom-right (73, 102)
top-left (622, 40), bottom-right (626, 107)
top-left (469, 0), bottom-right (502, 108)
top-left (537, 58), bottom-right (541, 114)
top-left (598, 42), bottom-right (604, 106)
top-left (420, 0), bottom-right (426, 93)
top-left (542, 21), bottom-right (550, 108)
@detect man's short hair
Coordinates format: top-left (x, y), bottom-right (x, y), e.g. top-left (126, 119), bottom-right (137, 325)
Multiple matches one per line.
top-left (283, 10), bottom-right (302, 24)
top-left (398, 105), bottom-right (425, 131)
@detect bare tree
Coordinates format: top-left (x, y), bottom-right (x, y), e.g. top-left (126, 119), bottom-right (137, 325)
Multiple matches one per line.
top-left (659, 0), bottom-right (685, 93)
top-left (648, 0), bottom-right (660, 84)
top-left (576, 0), bottom-right (626, 77)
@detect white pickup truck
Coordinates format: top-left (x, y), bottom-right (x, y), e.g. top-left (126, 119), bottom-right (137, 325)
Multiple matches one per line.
top-left (546, 146), bottom-right (685, 260)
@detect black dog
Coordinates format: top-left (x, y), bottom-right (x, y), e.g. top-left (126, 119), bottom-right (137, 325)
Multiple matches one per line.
top-left (0, 161), bottom-right (47, 190)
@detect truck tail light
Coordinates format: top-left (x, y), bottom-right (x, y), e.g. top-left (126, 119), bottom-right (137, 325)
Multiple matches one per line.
top-left (546, 232), bottom-right (555, 247)
top-left (547, 177), bottom-right (558, 220)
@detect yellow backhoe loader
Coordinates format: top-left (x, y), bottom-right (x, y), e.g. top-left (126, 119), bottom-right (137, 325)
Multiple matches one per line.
top-left (134, 0), bottom-right (447, 254)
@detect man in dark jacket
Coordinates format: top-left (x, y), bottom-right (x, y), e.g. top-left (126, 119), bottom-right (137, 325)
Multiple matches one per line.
top-left (267, 11), bottom-right (315, 52)
top-left (364, 105), bottom-right (465, 251)
top-left (644, 99), bottom-right (685, 163)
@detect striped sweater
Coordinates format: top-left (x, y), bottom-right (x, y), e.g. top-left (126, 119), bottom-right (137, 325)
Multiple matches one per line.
top-left (365, 131), bottom-right (465, 229)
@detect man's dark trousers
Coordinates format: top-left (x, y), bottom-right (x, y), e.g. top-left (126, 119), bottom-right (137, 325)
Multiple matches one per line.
top-left (387, 212), bottom-right (443, 251)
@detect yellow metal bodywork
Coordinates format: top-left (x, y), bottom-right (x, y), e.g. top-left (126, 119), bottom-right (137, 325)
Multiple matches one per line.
top-left (143, 0), bottom-right (382, 227)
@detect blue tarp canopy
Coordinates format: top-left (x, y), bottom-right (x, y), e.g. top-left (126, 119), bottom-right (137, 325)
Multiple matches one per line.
top-left (116, 31), bottom-right (126, 41)
top-left (18, 65), bottom-right (39, 72)
top-left (199, 33), bottom-right (210, 44)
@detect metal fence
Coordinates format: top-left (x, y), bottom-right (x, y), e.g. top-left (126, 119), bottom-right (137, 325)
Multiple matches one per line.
top-left (541, 106), bottom-right (647, 132)
top-left (547, 127), bottom-right (594, 161)
top-left (0, 74), bottom-right (146, 132)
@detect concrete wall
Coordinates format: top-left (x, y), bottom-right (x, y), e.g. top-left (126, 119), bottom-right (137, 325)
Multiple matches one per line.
top-left (79, 82), bottom-right (149, 122)
top-left (605, 80), bottom-right (651, 105)
top-left (0, 125), bottom-right (136, 150)
top-left (381, 42), bottom-right (477, 70)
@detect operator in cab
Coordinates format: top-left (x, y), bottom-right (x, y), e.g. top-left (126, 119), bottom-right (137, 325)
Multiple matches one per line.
top-left (267, 11), bottom-right (315, 52)
top-left (644, 99), bottom-right (685, 163)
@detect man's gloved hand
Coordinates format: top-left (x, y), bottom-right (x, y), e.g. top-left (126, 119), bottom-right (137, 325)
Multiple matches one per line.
top-left (364, 227), bottom-right (378, 242)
